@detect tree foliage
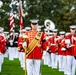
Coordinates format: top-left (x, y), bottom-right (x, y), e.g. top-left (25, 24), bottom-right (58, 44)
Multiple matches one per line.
top-left (0, 0), bottom-right (76, 32)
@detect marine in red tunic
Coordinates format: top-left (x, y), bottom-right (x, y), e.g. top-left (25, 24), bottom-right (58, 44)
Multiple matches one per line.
top-left (0, 34), bottom-right (6, 54)
top-left (48, 29), bottom-right (59, 54)
top-left (65, 33), bottom-right (76, 56)
top-left (25, 19), bottom-right (45, 75)
top-left (26, 30), bottom-right (45, 59)
top-left (57, 31), bottom-right (66, 56)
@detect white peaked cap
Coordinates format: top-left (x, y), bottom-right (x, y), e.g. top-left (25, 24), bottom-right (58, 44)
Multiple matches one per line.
top-left (53, 29), bottom-right (58, 32)
top-left (21, 29), bottom-right (26, 32)
top-left (59, 31), bottom-right (65, 35)
top-left (44, 28), bottom-right (48, 31)
top-left (30, 19), bottom-right (39, 23)
top-left (0, 29), bottom-right (3, 32)
top-left (25, 27), bottom-right (31, 30)
top-left (69, 25), bottom-right (76, 29)
top-left (0, 27), bottom-right (4, 32)
top-left (4, 31), bottom-right (9, 34)
top-left (15, 33), bottom-right (18, 35)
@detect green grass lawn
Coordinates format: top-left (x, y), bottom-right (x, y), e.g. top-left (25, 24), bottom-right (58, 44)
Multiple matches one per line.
top-left (41, 64), bottom-right (64, 75)
top-left (0, 58), bottom-right (64, 75)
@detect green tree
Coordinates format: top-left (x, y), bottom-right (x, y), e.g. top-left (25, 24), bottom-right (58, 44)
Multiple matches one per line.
top-left (0, 0), bottom-right (76, 32)
top-left (25, 0), bottom-right (76, 32)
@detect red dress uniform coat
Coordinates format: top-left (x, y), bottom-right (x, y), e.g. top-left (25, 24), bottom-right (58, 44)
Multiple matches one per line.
top-left (42, 39), bottom-right (48, 51)
top-left (74, 39), bottom-right (76, 56)
top-left (49, 36), bottom-right (59, 53)
top-left (58, 38), bottom-right (66, 55)
top-left (65, 33), bottom-right (76, 56)
top-left (26, 30), bottom-right (45, 59)
top-left (18, 36), bottom-right (25, 52)
top-left (0, 34), bottom-right (6, 54)
top-left (43, 34), bottom-right (51, 51)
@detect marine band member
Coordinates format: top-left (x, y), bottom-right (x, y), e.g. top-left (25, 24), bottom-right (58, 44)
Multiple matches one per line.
top-left (25, 19), bottom-right (45, 75)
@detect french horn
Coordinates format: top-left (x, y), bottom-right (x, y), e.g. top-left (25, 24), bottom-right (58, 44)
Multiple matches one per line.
top-left (44, 19), bottom-right (55, 31)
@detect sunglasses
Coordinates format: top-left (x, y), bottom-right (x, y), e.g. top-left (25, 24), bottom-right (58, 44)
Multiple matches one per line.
top-left (71, 28), bottom-right (75, 30)
top-left (45, 31), bottom-right (48, 32)
top-left (60, 34), bottom-right (65, 35)
top-left (53, 32), bottom-right (57, 33)
top-left (32, 23), bottom-right (37, 25)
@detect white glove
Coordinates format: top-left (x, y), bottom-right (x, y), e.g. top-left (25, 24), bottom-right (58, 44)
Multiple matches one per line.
top-left (51, 44), bottom-right (55, 46)
top-left (61, 48), bottom-right (66, 51)
top-left (22, 42), bottom-right (27, 48)
top-left (43, 51), bottom-right (46, 56)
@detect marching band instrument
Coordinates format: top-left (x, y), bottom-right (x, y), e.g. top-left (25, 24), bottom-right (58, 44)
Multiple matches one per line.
top-left (22, 34), bottom-right (28, 49)
top-left (9, 40), bottom-right (13, 46)
top-left (22, 34), bottom-right (28, 75)
top-left (65, 39), bottom-right (75, 49)
top-left (44, 19), bottom-right (55, 31)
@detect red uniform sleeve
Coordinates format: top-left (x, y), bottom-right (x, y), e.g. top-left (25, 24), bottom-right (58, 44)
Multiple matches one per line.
top-left (0, 35), bottom-right (6, 54)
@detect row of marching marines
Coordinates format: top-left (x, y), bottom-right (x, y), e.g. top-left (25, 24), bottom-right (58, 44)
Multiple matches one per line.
top-left (0, 21), bottom-right (76, 75)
